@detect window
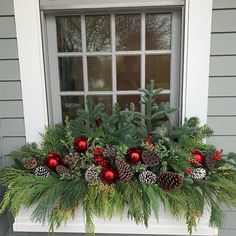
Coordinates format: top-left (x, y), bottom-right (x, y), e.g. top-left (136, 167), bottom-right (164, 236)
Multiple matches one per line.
top-left (45, 9), bottom-right (182, 124)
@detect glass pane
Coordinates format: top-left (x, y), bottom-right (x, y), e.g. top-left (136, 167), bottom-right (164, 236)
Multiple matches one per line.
top-left (117, 56), bottom-right (141, 90)
top-left (90, 95), bottom-right (112, 114)
top-left (146, 55), bottom-right (170, 89)
top-left (155, 94), bottom-right (170, 104)
top-left (146, 13), bottom-right (171, 50)
top-left (59, 57), bottom-right (84, 91)
top-left (116, 14), bottom-right (141, 51)
top-left (56, 16), bottom-right (82, 52)
top-left (87, 56), bottom-right (112, 91)
top-left (61, 96), bottom-right (84, 121)
top-left (117, 95), bottom-right (141, 112)
top-left (86, 15), bottom-right (111, 52)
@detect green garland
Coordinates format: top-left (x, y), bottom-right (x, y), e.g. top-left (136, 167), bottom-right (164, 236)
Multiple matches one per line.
top-left (0, 81), bottom-right (236, 235)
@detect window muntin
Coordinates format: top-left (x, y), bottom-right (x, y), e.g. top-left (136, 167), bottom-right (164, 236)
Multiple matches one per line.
top-left (47, 10), bottom-right (181, 124)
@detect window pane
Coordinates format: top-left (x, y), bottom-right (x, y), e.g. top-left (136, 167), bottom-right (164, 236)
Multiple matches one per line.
top-left (116, 14), bottom-right (141, 51)
top-left (59, 57), bottom-right (83, 91)
top-left (90, 95), bottom-right (112, 114)
top-left (61, 96), bottom-right (84, 121)
top-left (56, 16), bottom-right (82, 52)
top-left (87, 56), bottom-right (112, 91)
top-left (155, 94), bottom-right (170, 104)
top-left (146, 55), bottom-right (170, 89)
top-left (86, 15), bottom-right (111, 52)
top-left (146, 13), bottom-right (171, 50)
top-left (117, 95), bottom-right (141, 111)
top-left (117, 56), bottom-right (140, 90)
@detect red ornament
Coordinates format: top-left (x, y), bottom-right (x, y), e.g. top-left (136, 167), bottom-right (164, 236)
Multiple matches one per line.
top-left (44, 152), bottom-right (60, 169)
top-left (191, 150), bottom-right (205, 165)
top-left (127, 147), bottom-right (142, 164)
top-left (213, 149), bottom-right (223, 161)
top-left (93, 147), bottom-right (103, 157)
top-left (184, 169), bottom-right (193, 175)
top-left (74, 137), bottom-right (88, 152)
top-left (101, 168), bottom-right (118, 184)
top-left (94, 156), bottom-right (108, 167)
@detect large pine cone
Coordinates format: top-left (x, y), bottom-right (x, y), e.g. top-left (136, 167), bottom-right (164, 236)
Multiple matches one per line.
top-left (115, 159), bottom-right (133, 182)
top-left (158, 172), bottom-right (183, 190)
top-left (204, 155), bottom-right (215, 171)
top-left (142, 150), bottom-right (159, 167)
top-left (35, 166), bottom-right (49, 178)
top-left (85, 168), bottom-right (99, 183)
top-left (139, 170), bottom-right (157, 184)
top-left (103, 147), bottom-right (117, 159)
top-left (190, 168), bottom-right (206, 180)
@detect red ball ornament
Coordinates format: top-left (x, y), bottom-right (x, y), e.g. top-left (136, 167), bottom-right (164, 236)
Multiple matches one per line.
top-left (101, 168), bottom-right (118, 184)
top-left (74, 137), bottom-right (88, 152)
top-left (191, 150), bottom-right (205, 165)
top-left (127, 147), bottom-right (142, 164)
top-left (44, 152), bottom-right (60, 169)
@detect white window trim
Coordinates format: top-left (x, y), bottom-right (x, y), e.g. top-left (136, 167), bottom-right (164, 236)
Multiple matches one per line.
top-left (13, 1), bottom-right (214, 234)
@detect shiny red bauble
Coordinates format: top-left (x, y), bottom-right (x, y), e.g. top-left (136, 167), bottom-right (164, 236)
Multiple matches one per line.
top-left (191, 150), bottom-right (205, 165)
top-left (101, 168), bottom-right (118, 184)
top-left (74, 137), bottom-right (88, 152)
top-left (44, 152), bottom-right (60, 169)
top-left (127, 147), bottom-right (142, 164)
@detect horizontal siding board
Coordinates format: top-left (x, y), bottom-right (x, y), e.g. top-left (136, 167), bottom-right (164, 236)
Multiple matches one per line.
top-left (1, 119), bottom-right (25, 136)
top-left (221, 211), bottom-right (236, 229)
top-left (0, 17), bottom-right (16, 38)
top-left (0, 60), bottom-right (20, 81)
top-left (0, 101), bottom-right (24, 118)
top-left (0, 39), bottom-right (18, 59)
top-left (210, 56), bottom-right (236, 76)
top-left (219, 229), bottom-right (236, 236)
top-left (2, 137), bottom-right (26, 155)
top-left (207, 136), bottom-right (236, 153)
top-left (212, 10), bottom-right (236, 32)
top-left (209, 77), bottom-right (236, 96)
top-left (213, 0), bottom-right (236, 9)
top-left (208, 97), bottom-right (236, 115)
top-left (208, 117), bottom-right (236, 135)
top-left (0, 0), bottom-right (14, 16)
top-left (211, 33), bottom-right (236, 55)
top-left (0, 81), bottom-right (22, 100)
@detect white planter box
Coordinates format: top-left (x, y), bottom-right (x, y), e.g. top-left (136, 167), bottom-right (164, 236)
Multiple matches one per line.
top-left (13, 205), bottom-right (218, 235)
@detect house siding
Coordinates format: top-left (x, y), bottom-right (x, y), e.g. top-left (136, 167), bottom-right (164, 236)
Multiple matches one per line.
top-left (207, 1), bottom-right (236, 236)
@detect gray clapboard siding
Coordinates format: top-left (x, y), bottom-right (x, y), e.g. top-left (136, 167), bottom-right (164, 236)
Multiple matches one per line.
top-left (211, 33), bottom-right (236, 55)
top-left (212, 10), bottom-right (236, 32)
top-left (2, 137), bottom-right (26, 155)
top-left (0, 60), bottom-right (20, 81)
top-left (0, 101), bottom-right (24, 118)
top-left (213, 0), bottom-right (236, 9)
top-left (0, 81), bottom-right (22, 100)
top-left (208, 97), bottom-right (236, 116)
top-left (207, 136), bottom-right (236, 153)
top-left (0, 39), bottom-right (18, 59)
top-left (0, 17), bottom-right (16, 38)
top-left (1, 119), bottom-right (25, 136)
top-left (221, 211), bottom-right (236, 229)
top-left (209, 77), bottom-right (236, 96)
top-left (208, 117), bottom-right (236, 135)
top-left (0, 0), bottom-right (14, 16)
top-left (210, 56), bottom-right (236, 76)
top-left (218, 230), bottom-right (236, 236)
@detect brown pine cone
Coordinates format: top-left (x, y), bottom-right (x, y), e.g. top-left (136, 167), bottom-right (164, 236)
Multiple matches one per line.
top-left (115, 159), bottom-right (133, 182)
top-left (158, 172), bottom-right (183, 190)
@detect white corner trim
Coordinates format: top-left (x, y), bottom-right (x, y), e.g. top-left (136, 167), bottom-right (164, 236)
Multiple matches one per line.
top-left (14, 0), bottom-right (48, 143)
top-left (182, 0), bottom-right (213, 125)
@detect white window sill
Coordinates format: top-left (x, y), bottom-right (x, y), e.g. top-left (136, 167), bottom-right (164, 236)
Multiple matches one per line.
top-left (13, 206), bottom-right (218, 235)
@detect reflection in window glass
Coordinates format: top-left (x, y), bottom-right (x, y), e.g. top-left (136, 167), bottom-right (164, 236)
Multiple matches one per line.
top-left (146, 14), bottom-right (171, 50)
top-left (87, 56), bottom-right (112, 91)
top-left (117, 95), bottom-right (141, 111)
top-left (59, 57), bottom-right (84, 91)
top-left (86, 15), bottom-right (111, 52)
top-left (146, 55), bottom-right (170, 89)
top-left (56, 16), bottom-right (82, 52)
top-left (90, 95), bottom-right (113, 114)
top-left (116, 14), bottom-right (141, 51)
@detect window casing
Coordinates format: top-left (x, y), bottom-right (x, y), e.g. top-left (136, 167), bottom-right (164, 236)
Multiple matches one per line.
top-left (45, 8), bottom-right (182, 125)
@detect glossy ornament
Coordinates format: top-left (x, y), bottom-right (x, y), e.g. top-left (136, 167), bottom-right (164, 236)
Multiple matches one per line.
top-left (44, 152), bottom-right (60, 169)
top-left (101, 168), bottom-right (118, 184)
top-left (127, 147), bottom-right (142, 164)
top-left (74, 137), bottom-right (88, 152)
top-left (191, 150), bottom-right (205, 165)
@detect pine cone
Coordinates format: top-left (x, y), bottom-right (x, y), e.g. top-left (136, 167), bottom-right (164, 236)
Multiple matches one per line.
top-left (85, 168), bottom-right (99, 183)
top-left (115, 159), bottom-right (133, 182)
top-left (56, 165), bottom-right (70, 175)
top-left (103, 147), bottom-right (117, 159)
top-left (35, 166), bottom-right (49, 178)
top-left (63, 151), bottom-right (80, 166)
top-left (142, 150), bottom-right (159, 167)
top-left (158, 172), bottom-right (183, 190)
top-left (190, 168), bottom-right (206, 180)
top-left (139, 170), bottom-right (157, 184)
top-left (24, 158), bottom-right (37, 170)
top-left (204, 155), bottom-right (215, 171)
